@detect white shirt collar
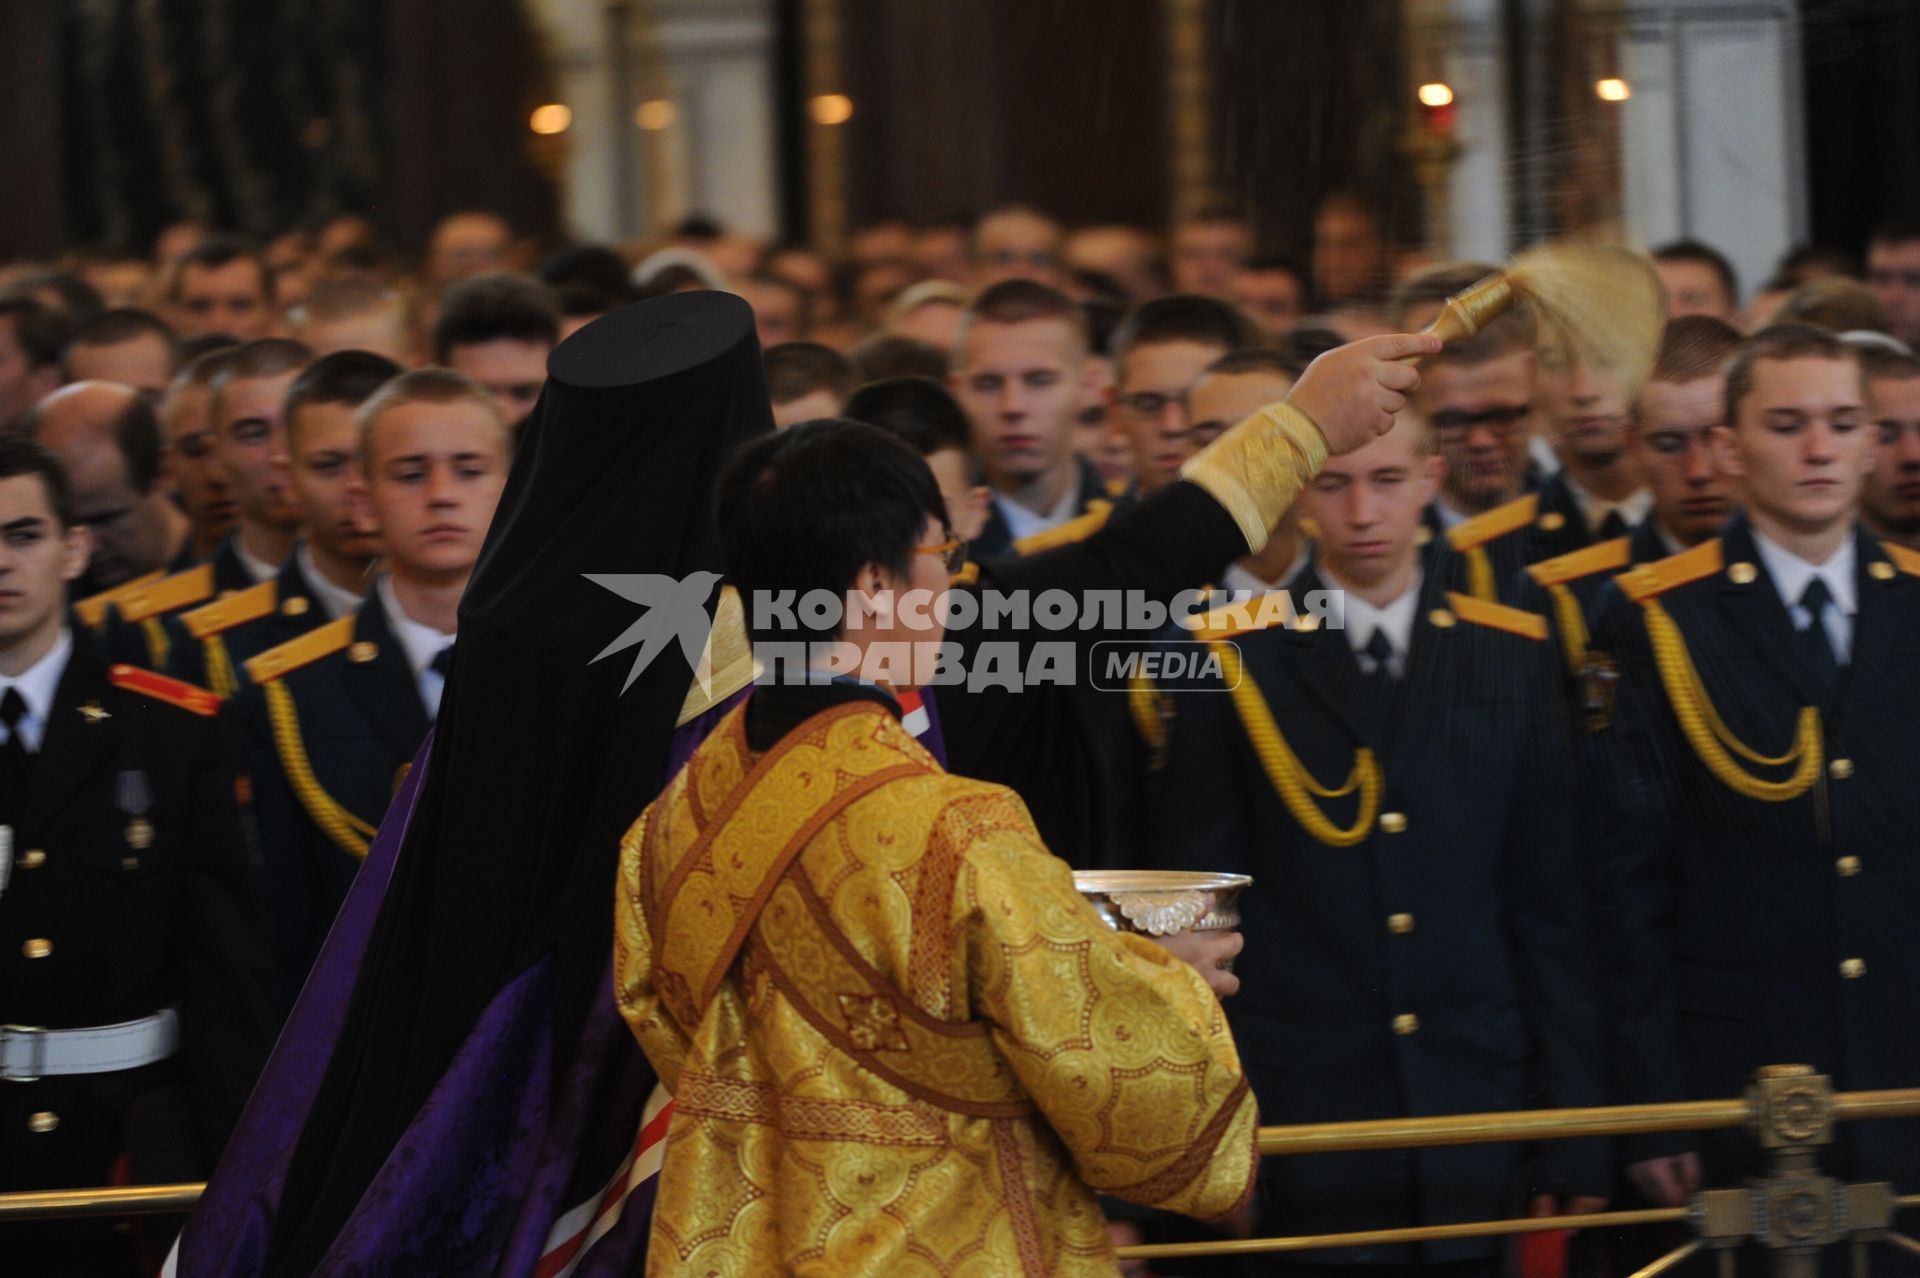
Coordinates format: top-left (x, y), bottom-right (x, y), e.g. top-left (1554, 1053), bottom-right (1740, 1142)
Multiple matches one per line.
top-left (234, 535), bottom-right (282, 585)
top-left (376, 576), bottom-right (456, 718)
top-left (0, 628), bottom-right (73, 752)
top-left (1529, 434), bottom-right (1562, 477)
top-left (1751, 530), bottom-right (1857, 618)
top-left (296, 543), bottom-right (366, 621)
top-left (1326, 568), bottom-right (1422, 677)
top-left (1431, 497), bottom-right (1472, 530)
top-left (1562, 473), bottom-right (1653, 537)
top-left (993, 474), bottom-right (1082, 544)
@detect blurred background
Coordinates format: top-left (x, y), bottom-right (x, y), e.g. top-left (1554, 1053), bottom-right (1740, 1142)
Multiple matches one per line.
top-left (0, 0), bottom-right (1915, 313)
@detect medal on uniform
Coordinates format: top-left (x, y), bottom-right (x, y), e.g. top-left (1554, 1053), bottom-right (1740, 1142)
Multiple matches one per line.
top-left (1578, 651), bottom-right (1620, 733)
top-left (79, 701), bottom-right (110, 724)
top-left (118, 770), bottom-right (155, 851)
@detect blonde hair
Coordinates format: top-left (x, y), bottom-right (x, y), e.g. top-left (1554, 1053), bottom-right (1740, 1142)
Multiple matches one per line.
top-left (355, 367), bottom-right (510, 465)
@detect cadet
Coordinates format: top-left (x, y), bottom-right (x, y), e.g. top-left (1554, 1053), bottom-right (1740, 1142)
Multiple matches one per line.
top-left (1593, 323), bottom-right (1920, 1212)
top-left (175, 351), bottom-right (399, 695)
top-left (1147, 411), bottom-right (1608, 1274)
top-left (204, 338), bottom-right (314, 592)
top-left (1520, 317), bottom-right (1742, 682)
top-left (0, 437), bottom-right (273, 1275)
top-left (233, 369), bottom-right (508, 1008)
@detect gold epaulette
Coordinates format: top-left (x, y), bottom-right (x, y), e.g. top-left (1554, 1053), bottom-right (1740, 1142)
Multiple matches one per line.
top-left (74, 571), bottom-right (165, 629)
top-left (180, 579), bottom-right (277, 639)
top-left (244, 615), bottom-right (355, 685)
top-left (1526, 537), bottom-right (1632, 588)
top-left (1620, 539), bottom-right (1723, 603)
top-left (950, 561), bottom-right (981, 587)
top-left (1444, 591), bottom-right (1548, 641)
top-left (1185, 590), bottom-right (1299, 642)
top-left (1445, 494), bottom-right (1537, 552)
top-left (1011, 499), bottom-right (1112, 555)
top-left (108, 664), bottom-right (220, 716)
top-left (1882, 542), bottom-right (1920, 577)
top-left (117, 563), bottom-right (216, 622)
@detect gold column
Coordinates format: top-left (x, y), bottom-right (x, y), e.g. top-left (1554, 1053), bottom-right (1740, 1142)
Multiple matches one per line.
top-left (1165, 0), bottom-right (1213, 225)
top-left (802, 0), bottom-right (849, 259)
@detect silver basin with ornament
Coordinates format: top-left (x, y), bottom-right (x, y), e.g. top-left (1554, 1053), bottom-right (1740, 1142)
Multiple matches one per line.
top-left (1072, 870), bottom-right (1251, 937)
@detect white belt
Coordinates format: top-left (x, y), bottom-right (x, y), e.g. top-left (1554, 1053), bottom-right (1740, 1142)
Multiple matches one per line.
top-left (0, 1009), bottom-right (180, 1081)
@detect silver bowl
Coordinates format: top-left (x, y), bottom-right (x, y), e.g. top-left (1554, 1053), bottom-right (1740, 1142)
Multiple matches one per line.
top-left (1072, 870), bottom-right (1252, 938)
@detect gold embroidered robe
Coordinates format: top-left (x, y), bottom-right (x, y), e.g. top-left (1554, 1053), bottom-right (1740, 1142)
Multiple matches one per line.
top-left (614, 700), bottom-right (1257, 1277)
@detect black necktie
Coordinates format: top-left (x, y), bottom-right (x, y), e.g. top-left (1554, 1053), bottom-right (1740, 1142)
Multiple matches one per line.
top-left (0, 687), bottom-right (31, 798)
top-left (430, 645), bottom-right (454, 678)
top-left (1797, 578), bottom-right (1841, 687)
top-left (1598, 510), bottom-right (1630, 541)
top-left (1362, 627), bottom-right (1396, 680)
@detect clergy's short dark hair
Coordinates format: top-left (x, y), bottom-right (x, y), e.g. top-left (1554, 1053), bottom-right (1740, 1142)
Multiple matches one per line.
top-left (0, 435), bottom-right (74, 528)
top-left (715, 418), bottom-right (946, 645)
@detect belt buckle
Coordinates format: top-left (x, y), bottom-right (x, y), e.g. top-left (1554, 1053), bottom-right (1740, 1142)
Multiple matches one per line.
top-left (0, 1024), bottom-right (47, 1082)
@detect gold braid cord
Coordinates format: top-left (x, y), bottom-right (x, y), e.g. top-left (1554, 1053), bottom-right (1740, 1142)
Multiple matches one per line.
top-left (1465, 548), bottom-right (1497, 602)
top-left (140, 617), bottom-right (170, 670)
top-left (202, 635), bottom-right (239, 699)
top-left (1548, 583), bottom-right (1589, 674)
top-left (1180, 400), bottom-right (1329, 552)
top-left (1213, 642), bottom-right (1381, 846)
top-left (263, 680), bottom-right (377, 856)
top-left (1641, 599), bottom-right (1823, 802)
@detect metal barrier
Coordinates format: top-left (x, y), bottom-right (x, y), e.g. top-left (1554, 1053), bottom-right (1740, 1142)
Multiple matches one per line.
top-left (2, 1066), bottom-right (1918, 1274)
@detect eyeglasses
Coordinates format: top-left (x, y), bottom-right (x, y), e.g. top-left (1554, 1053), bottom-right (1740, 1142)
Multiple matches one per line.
top-left (1429, 404), bottom-right (1533, 436)
top-left (915, 536), bottom-right (969, 574)
top-left (1116, 390), bottom-right (1188, 419)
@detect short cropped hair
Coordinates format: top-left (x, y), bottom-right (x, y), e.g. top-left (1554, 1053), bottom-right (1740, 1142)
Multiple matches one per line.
top-left (285, 349), bottom-right (405, 438)
top-left (167, 238), bottom-right (274, 303)
top-left (208, 337), bottom-right (313, 408)
top-left (66, 308), bottom-right (177, 381)
top-left (1653, 239), bottom-right (1740, 307)
top-left (431, 272), bottom-right (560, 363)
top-left (0, 434), bottom-right (74, 528)
top-left (843, 376), bottom-right (973, 457)
top-left (355, 367), bottom-right (509, 461)
top-left (1860, 344), bottom-right (1920, 383)
top-left (1723, 323), bottom-right (1863, 425)
top-left (1868, 218), bottom-right (1920, 251)
top-left (763, 341), bottom-right (853, 407)
top-left (957, 279), bottom-right (1089, 353)
top-left (1111, 294), bottom-right (1262, 372)
top-left (1775, 277), bottom-right (1891, 335)
top-left (1201, 346), bottom-right (1305, 382)
top-left (289, 276), bottom-right (410, 331)
top-left (849, 333), bottom-right (949, 383)
top-left (713, 418), bottom-right (946, 646)
top-left (0, 294), bottom-right (75, 371)
top-left (1650, 316), bottom-right (1743, 385)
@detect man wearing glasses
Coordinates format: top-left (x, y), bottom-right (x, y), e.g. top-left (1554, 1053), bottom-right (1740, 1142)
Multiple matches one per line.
top-left (1108, 294), bottom-right (1263, 497)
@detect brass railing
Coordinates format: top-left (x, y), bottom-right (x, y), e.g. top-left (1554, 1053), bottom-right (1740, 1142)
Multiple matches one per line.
top-left (3, 1068), bottom-right (1918, 1274)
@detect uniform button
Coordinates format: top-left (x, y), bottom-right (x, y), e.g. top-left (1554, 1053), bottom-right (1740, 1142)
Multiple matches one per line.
top-left (1727, 562), bottom-right (1758, 585)
top-left (1840, 958), bottom-right (1866, 980)
top-left (22, 938), bottom-right (52, 960)
top-left (1828, 758), bottom-right (1853, 780)
top-left (1380, 812), bottom-right (1408, 834)
top-left (1388, 913), bottom-right (1416, 934)
top-left (19, 848), bottom-right (45, 869)
top-left (1837, 856), bottom-right (1861, 877)
top-left (27, 1111), bottom-right (59, 1134)
top-left (1393, 1013), bottom-right (1420, 1036)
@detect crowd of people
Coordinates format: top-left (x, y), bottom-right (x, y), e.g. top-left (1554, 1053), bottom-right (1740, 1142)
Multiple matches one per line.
top-left (2, 192), bottom-right (1920, 1276)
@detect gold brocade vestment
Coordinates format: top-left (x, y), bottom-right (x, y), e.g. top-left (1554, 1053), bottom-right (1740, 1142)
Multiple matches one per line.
top-left (614, 701), bottom-right (1257, 1277)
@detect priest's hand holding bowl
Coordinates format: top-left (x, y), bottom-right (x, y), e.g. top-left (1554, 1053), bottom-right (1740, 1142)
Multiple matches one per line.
top-left (1073, 871), bottom-right (1251, 1000)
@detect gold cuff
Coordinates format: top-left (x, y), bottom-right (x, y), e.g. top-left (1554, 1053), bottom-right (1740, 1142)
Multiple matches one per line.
top-left (1180, 400), bottom-right (1328, 553)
